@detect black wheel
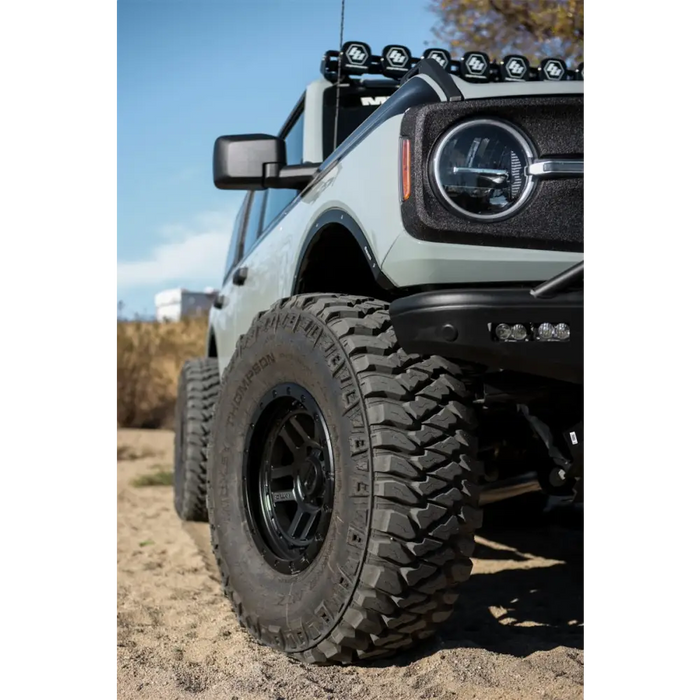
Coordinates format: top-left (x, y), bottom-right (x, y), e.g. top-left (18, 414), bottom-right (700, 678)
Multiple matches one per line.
top-left (174, 357), bottom-right (220, 522)
top-left (208, 295), bottom-right (483, 663)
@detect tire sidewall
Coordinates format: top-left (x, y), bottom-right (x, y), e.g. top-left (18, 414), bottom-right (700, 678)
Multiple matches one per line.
top-left (209, 311), bottom-right (371, 652)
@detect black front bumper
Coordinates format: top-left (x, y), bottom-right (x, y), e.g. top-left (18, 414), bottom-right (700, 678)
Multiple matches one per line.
top-left (390, 287), bottom-right (583, 384)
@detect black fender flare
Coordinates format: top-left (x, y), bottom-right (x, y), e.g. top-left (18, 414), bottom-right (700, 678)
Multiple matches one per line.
top-left (292, 208), bottom-right (395, 294)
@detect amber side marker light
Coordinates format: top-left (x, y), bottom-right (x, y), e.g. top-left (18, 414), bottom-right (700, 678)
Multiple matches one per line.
top-left (401, 138), bottom-right (411, 201)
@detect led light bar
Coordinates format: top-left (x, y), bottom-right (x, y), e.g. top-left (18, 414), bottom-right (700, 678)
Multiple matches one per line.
top-left (320, 43), bottom-right (583, 83)
top-left (491, 322), bottom-right (572, 342)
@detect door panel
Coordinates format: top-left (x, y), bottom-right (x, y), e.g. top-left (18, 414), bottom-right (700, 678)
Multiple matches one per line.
top-left (213, 190), bottom-right (269, 371)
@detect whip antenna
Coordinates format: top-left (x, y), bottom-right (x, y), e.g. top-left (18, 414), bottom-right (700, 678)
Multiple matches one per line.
top-left (333, 0), bottom-right (346, 152)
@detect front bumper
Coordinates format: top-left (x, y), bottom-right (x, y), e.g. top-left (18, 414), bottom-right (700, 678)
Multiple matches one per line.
top-left (390, 287), bottom-right (583, 384)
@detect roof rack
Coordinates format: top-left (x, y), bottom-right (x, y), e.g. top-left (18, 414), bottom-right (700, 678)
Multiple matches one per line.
top-left (321, 42), bottom-right (583, 84)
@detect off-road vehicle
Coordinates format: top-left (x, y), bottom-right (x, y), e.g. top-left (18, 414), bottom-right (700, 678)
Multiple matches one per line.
top-left (173, 43), bottom-right (583, 664)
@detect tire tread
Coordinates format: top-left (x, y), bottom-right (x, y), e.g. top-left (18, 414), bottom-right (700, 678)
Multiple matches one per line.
top-left (174, 357), bottom-right (220, 522)
top-left (209, 294), bottom-right (482, 663)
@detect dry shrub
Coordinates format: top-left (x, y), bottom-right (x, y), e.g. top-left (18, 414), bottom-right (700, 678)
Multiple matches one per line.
top-left (131, 468), bottom-right (174, 488)
top-left (117, 315), bottom-right (209, 429)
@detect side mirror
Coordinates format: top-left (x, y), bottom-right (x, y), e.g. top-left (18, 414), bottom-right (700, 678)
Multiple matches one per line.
top-left (213, 134), bottom-right (320, 191)
top-left (213, 134), bottom-right (285, 190)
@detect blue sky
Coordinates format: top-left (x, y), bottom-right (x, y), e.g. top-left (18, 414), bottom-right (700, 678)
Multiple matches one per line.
top-left (117, 0), bottom-right (438, 315)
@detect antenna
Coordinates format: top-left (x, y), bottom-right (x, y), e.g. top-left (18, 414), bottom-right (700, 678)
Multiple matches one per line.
top-left (333, 0), bottom-right (346, 152)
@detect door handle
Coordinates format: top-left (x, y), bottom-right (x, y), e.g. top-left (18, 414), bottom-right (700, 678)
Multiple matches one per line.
top-left (213, 294), bottom-right (226, 310)
top-left (233, 267), bottom-right (248, 286)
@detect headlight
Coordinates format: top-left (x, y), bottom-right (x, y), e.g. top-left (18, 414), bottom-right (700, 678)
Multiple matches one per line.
top-left (431, 118), bottom-right (536, 221)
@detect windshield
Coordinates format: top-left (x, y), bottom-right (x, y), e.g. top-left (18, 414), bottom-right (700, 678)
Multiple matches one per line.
top-left (322, 85), bottom-right (397, 159)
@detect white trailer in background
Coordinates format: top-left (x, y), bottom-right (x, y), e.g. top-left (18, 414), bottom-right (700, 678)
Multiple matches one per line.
top-left (154, 287), bottom-right (218, 322)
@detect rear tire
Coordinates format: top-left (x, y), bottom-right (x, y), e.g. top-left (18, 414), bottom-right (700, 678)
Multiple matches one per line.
top-left (208, 294), bottom-right (483, 663)
top-left (174, 358), bottom-right (220, 522)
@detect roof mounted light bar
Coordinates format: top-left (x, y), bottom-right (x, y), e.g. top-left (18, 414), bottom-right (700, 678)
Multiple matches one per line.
top-left (321, 43), bottom-right (583, 84)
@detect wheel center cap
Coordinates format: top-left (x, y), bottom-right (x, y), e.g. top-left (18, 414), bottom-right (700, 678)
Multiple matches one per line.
top-left (299, 457), bottom-right (324, 498)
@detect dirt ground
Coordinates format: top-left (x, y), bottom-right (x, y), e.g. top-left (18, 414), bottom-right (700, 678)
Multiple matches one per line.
top-left (117, 428), bottom-right (583, 700)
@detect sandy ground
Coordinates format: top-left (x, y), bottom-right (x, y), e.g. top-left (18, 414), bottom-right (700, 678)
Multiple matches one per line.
top-left (117, 428), bottom-right (583, 700)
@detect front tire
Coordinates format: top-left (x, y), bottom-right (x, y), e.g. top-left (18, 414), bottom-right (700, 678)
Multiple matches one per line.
top-left (173, 358), bottom-right (220, 522)
top-left (208, 295), bottom-right (482, 663)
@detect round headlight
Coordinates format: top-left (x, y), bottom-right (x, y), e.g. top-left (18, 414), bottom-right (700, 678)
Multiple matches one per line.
top-left (432, 119), bottom-right (536, 221)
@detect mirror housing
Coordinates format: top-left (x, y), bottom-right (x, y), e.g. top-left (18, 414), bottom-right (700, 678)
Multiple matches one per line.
top-left (213, 134), bottom-right (319, 191)
top-left (213, 134), bottom-right (285, 190)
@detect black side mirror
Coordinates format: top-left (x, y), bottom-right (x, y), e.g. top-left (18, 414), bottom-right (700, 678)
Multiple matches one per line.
top-left (213, 134), bottom-right (319, 191)
top-left (213, 134), bottom-right (285, 190)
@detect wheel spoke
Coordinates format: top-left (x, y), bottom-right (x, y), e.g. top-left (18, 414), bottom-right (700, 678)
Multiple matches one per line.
top-left (287, 508), bottom-right (305, 540)
top-left (289, 416), bottom-right (316, 447)
top-left (278, 424), bottom-right (299, 453)
top-left (300, 509), bottom-right (319, 540)
top-left (269, 463), bottom-right (294, 480)
top-left (269, 489), bottom-right (295, 503)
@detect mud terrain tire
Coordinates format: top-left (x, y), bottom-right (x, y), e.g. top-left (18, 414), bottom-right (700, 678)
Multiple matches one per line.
top-left (174, 358), bottom-right (220, 522)
top-left (207, 294), bottom-right (483, 663)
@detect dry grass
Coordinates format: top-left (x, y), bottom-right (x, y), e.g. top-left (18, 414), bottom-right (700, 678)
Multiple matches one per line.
top-left (131, 468), bottom-right (174, 488)
top-left (117, 315), bottom-right (208, 429)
